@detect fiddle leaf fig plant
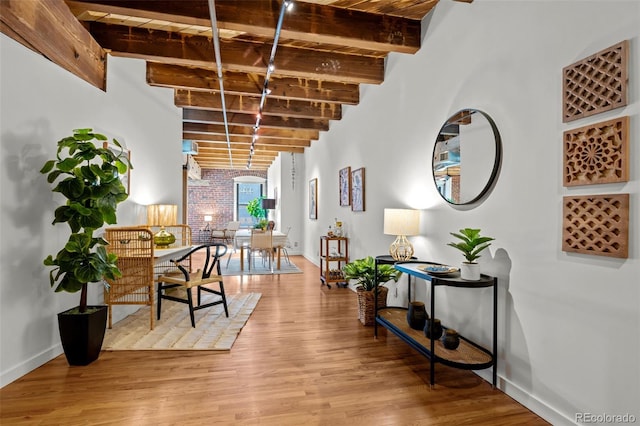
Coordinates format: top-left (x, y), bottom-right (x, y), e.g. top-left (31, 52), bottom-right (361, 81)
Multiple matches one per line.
top-left (41, 128), bottom-right (132, 313)
top-left (342, 256), bottom-right (402, 292)
top-left (447, 228), bottom-right (494, 263)
top-left (246, 196), bottom-right (267, 229)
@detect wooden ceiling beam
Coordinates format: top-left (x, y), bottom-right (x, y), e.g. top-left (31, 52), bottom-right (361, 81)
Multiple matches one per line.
top-left (175, 90), bottom-right (342, 121)
top-left (196, 143), bottom-right (305, 154)
top-left (195, 163), bottom-right (270, 171)
top-left (184, 133), bottom-right (310, 148)
top-left (183, 109), bottom-right (330, 132)
top-left (87, 22), bottom-right (384, 84)
top-left (197, 155), bottom-right (273, 165)
top-left (1, 0), bottom-right (106, 90)
top-left (147, 63), bottom-right (360, 105)
top-left (199, 151), bottom-right (276, 160)
top-left (183, 122), bottom-right (319, 140)
top-left (66, 0), bottom-right (421, 54)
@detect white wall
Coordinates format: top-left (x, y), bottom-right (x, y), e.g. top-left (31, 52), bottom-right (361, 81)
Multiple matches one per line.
top-left (0, 35), bottom-right (183, 386)
top-left (300, 1), bottom-right (639, 425)
top-left (269, 153), bottom-right (304, 254)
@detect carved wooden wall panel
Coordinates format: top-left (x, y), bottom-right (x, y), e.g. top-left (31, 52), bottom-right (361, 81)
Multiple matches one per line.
top-left (563, 116), bottom-right (629, 186)
top-left (563, 40), bottom-right (628, 122)
top-left (562, 194), bottom-right (629, 258)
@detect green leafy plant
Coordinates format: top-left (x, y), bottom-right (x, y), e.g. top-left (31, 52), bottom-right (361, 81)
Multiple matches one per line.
top-left (447, 228), bottom-right (494, 263)
top-left (246, 197), bottom-right (267, 228)
top-left (40, 128), bottom-right (132, 313)
top-left (342, 256), bottom-right (402, 291)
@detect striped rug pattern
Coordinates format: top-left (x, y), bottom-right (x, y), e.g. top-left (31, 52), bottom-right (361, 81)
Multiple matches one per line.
top-left (103, 292), bottom-right (261, 350)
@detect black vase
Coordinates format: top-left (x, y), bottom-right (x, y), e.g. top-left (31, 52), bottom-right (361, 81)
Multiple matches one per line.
top-left (57, 305), bottom-right (108, 366)
top-left (424, 318), bottom-right (443, 340)
top-left (406, 301), bottom-right (428, 330)
top-left (443, 329), bottom-right (460, 350)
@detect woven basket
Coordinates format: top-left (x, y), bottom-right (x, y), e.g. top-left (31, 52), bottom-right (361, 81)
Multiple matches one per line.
top-left (356, 286), bottom-right (388, 326)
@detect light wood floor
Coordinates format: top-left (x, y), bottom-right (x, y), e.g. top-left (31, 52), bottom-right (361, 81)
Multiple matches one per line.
top-left (0, 255), bottom-right (548, 425)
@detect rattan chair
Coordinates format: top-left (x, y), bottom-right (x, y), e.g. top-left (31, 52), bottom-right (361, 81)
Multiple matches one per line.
top-left (104, 227), bottom-right (155, 329)
top-left (157, 243), bottom-right (229, 327)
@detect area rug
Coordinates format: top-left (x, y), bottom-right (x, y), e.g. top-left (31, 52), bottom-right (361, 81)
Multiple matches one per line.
top-left (103, 292), bottom-right (261, 350)
top-left (222, 258), bottom-right (302, 276)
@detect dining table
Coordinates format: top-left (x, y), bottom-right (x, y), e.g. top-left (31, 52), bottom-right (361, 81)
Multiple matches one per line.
top-left (233, 229), bottom-right (288, 271)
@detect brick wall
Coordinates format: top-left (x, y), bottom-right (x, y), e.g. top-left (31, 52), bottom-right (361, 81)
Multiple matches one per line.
top-left (187, 169), bottom-right (267, 242)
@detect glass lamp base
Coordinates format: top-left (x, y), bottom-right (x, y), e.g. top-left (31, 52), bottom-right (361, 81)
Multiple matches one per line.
top-left (154, 228), bottom-right (176, 247)
top-left (389, 235), bottom-right (414, 261)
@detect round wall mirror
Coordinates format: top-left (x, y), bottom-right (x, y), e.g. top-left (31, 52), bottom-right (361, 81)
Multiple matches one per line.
top-left (432, 109), bottom-right (502, 205)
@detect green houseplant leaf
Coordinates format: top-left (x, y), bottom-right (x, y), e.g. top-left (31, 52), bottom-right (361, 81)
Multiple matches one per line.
top-left (447, 228), bottom-right (494, 263)
top-left (342, 256), bottom-right (402, 292)
top-left (246, 197), bottom-right (267, 228)
top-left (41, 128), bottom-right (132, 313)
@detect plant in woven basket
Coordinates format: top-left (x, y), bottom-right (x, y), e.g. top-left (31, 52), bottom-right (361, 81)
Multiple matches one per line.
top-left (343, 256), bottom-right (402, 325)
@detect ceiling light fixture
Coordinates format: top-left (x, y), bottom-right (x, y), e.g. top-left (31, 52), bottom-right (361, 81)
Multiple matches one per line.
top-left (207, 0), bottom-right (233, 168)
top-left (247, 0), bottom-right (291, 169)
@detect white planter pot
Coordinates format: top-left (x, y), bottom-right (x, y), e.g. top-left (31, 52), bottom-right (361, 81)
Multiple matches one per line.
top-left (460, 262), bottom-right (481, 280)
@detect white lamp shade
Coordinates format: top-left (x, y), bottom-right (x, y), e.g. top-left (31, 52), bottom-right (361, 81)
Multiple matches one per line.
top-left (383, 208), bottom-right (420, 236)
top-left (204, 215), bottom-right (213, 222)
top-left (147, 204), bottom-right (178, 226)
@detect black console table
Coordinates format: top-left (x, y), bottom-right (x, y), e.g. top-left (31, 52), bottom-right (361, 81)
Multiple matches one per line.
top-left (374, 259), bottom-right (497, 387)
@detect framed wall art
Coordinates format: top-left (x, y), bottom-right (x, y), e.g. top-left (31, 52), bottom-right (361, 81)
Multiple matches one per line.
top-left (563, 40), bottom-right (629, 122)
top-left (103, 142), bottom-right (131, 194)
top-left (351, 167), bottom-right (365, 212)
top-left (309, 178), bottom-right (318, 219)
top-left (339, 166), bottom-right (351, 206)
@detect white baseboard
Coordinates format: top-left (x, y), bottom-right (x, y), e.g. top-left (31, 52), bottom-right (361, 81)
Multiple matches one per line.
top-left (474, 369), bottom-right (577, 425)
top-left (1, 344), bottom-right (63, 388)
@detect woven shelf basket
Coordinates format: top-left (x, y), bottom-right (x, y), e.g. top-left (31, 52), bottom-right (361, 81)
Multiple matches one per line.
top-left (356, 286), bottom-right (388, 326)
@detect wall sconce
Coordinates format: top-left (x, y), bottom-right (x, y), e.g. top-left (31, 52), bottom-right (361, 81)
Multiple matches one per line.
top-left (261, 198), bottom-right (276, 210)
top-left (383, 208), bottom-right (420, 261)
top-left (147, 204), bottom-right (178, 247)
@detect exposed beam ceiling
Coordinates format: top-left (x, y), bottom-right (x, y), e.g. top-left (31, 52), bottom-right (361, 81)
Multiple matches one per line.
top-left (1, 0), bottom-right (473, 170)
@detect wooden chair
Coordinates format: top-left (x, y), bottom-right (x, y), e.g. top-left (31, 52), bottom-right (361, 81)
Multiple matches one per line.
top-left (210, 221), bottom-right (240, 245)
top-left (104, 227), bottom-right (155, 329)
top-left (156, 243), bottom-right (229, 328)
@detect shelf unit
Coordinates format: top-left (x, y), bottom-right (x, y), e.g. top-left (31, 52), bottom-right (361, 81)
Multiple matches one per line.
top-left (374, 259), bottom-right (497, 387)
top-left (319, 236), bottom-right (349, 288)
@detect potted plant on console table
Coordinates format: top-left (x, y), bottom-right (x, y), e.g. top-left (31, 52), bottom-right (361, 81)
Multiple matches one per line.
top-left (447, 228), bottom-right (494, 280)
top-left (343, 256), bottom-right (402, 326)
top-left (40, 128), bottom-right (131, 365)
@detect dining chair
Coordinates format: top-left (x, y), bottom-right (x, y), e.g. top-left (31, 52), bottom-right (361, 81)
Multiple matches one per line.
top-left (157, 243), bottom-right (229, 328)
top-left (278, 226), bottom-right (292, 266)
top-left (104, 227), bottom-right (156, 329)
top-left (248, 229), bottom-right (274, 271)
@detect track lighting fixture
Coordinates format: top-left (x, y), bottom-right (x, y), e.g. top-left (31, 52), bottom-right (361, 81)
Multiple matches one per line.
top-left (246, 0), bottom-right (292, 169)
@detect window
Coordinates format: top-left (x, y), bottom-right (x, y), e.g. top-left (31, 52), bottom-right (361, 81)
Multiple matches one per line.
top-left (234, 176), bottom-right (266, 228)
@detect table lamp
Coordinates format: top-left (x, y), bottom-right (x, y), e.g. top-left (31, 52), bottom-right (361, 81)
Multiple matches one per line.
top-left (203, 214), bottom-right (213, 231)
top-left (147, 204), bottom-right (178, 247)
top-left (384, 208), bottom-right (420, 261)
top-left (261, 198), bottom-right (276, 210)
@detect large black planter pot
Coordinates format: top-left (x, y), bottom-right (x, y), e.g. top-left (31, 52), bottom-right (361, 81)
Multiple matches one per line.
top-left (57, 305), bottom-right (108, 366)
